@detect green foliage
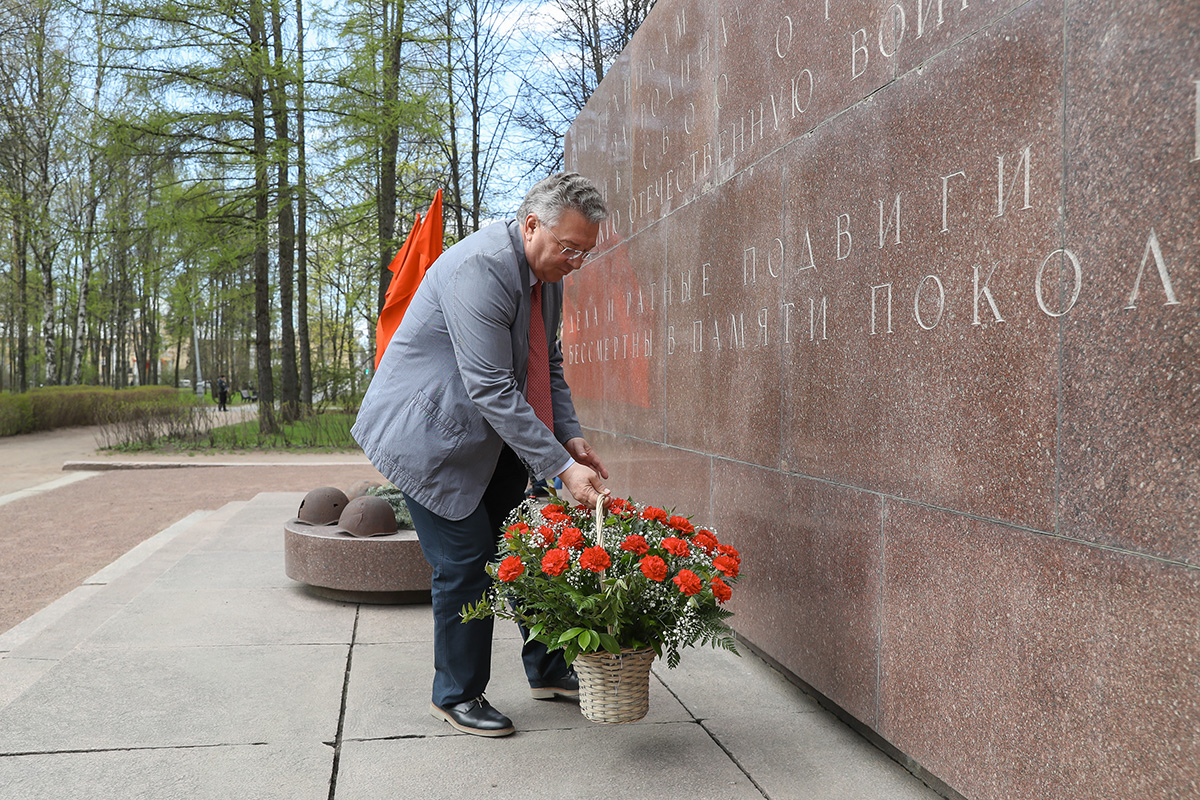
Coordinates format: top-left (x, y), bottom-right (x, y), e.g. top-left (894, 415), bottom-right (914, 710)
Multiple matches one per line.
top-left (462, 498), bottom-right (742, 669)
top-left (200, 412), bottom-right (358, 450)
top-left (0, 386), bottom-right (188, 437)
top-left (365, 484), bottom-right (414, 530)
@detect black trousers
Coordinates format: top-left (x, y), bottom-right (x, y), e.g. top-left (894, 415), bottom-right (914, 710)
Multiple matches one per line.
top-left (403, 445), bottom-right (569, 707)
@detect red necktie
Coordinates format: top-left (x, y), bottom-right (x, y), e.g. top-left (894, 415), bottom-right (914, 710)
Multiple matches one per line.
top-left (527, 281), bottom-right (554, 432)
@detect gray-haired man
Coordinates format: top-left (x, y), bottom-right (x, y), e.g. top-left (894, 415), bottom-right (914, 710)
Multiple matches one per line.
top-left (353, 172), bottom-right (611, 737)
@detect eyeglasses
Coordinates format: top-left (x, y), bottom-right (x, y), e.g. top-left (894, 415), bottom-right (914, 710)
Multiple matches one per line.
top-left (542, 221), bottom-right (594, 263)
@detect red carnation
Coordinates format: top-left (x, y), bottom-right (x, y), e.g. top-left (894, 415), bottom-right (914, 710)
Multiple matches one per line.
top-left (711, 577), bottom-right (732, 603)
top-left (641, 506), bottom-right (667, 523)
top-left (713, 554), bottom-right (740, 578)
top-left (540, 549), bottom-right (570, 576)
top-left (661, 536), bottom-right (690, 557)
top-left (639, 555), bottom-right (667, 582)
top-left (579, 546), bottom-right (611, 572)
top-left (497, 555), bottom-right (525, 582)
top-left (716, 543), bottom-right (740, 560)
top-left (557, 527), bottom-right (585, 549)
top-left (540, 505), bottom-right (567, 519)
top-left (691, 530), bottom-right (719, 552)
top-left (672, 569), bottom-right (703, 595)
top-left (620, 534), bottom-right (649, 555)
top-left (606, 497), bottom-right (635, 517)
top-left (504, 522), bottom-right (529, 540)
top-left (667, 515), bottom-right (695, 534)
top-left (536, 525), bottom-right (557, 546)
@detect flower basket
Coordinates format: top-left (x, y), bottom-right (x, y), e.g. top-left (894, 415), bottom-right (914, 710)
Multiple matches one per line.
top-left (573, 647), bottom-right (657, 724)
top-left (463, 494), bottom-right (742, 723)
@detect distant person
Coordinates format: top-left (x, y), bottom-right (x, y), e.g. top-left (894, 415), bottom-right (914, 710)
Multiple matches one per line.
top-left (353, 172), bottom-right (611, 738)
top-left (216, 375), bottom-right (229, 411)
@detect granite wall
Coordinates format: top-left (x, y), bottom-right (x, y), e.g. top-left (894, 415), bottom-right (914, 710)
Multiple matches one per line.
top-left (560, 1), bottom-right (1198, 797)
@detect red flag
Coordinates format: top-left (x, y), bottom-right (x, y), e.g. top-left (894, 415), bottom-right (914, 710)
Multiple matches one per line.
top-left (375, 190), bottom-right (444, 369)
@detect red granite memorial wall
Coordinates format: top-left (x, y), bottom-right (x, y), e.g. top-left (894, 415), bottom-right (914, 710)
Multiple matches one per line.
top-left (561, 1), bottom-right (1198, 797)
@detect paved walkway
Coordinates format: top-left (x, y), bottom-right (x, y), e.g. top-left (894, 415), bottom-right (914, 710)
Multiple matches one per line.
top-left (0, 427), bottom-right (945, 799)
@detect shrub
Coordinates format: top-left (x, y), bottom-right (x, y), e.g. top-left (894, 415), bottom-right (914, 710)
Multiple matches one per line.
top-left (0, 386), bottom-right (190, 437)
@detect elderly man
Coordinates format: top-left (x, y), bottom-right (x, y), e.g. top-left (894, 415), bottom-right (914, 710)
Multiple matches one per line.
top-left (353, 172), bottom-right (611, 737)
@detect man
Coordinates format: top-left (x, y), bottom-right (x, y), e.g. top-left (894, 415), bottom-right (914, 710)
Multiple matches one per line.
top-left (216, 375), bottom-right (229, 411)
top-left (352, 172), bottom-right (611, 737)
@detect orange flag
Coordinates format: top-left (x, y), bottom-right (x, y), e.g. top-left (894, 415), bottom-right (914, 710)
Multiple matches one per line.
top-left (375, 189), bottom-right (444, 369)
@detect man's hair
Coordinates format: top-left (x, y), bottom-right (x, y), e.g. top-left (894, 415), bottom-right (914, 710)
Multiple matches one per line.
top-left (517, 172), bottom-right (608, 228)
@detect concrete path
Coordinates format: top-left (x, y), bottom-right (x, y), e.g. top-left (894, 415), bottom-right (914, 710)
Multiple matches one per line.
top-left (0, 422), bottom-right (381, 634)
top-left (0, 492), bottom-right (943, 800)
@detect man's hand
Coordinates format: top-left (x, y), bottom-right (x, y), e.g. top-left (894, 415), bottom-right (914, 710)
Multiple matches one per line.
top-left (559, 461), bottom-right (610, 509)
top-left (564, 437), bottom-right (609, 480)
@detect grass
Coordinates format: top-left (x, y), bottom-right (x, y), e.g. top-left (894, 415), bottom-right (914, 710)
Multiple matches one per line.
top-left (99, 410), bottom-right (359, 453)
top-left (203, 413), bottom-right (358, 451)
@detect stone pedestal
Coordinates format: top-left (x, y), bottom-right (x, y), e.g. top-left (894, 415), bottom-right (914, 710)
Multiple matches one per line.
top-left (283, 520), bottom-right (431, 604)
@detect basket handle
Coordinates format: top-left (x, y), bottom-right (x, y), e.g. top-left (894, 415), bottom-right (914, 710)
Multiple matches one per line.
top-left (594, 496), bottom-right (605, 550)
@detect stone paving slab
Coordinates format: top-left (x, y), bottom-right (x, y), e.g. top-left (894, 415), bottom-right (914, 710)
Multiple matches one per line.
top-left (0, 642), bottom-right (348, 753)
top-left (334, 723), bottom-right (764, 800)
top-left (0, 742), bottom-right (333, 800)
top-left (0, 490), bottom-right (945, 800)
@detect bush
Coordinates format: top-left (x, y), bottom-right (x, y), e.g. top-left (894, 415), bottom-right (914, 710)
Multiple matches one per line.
top-left (0, 386), bottom-right (190, 437)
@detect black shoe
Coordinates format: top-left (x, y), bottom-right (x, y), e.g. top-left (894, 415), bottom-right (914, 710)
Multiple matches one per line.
top-left (430, 696), bottom-right (515, 737)
top-left (530, 669), bottom-right (579, 701)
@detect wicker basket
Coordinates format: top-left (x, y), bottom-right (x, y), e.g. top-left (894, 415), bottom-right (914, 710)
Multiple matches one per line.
top-left (573, 647), bottom-right (657, 724)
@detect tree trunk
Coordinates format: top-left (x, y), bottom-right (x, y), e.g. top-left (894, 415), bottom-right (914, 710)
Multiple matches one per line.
top-left (269, 0), bottom-right (299, 421)
top-left (377, 0), bottom-right (405, 318)
top-left (295, 0), bottom-right (312, 409)
top-left (250, 0), bottom-right (277, 434)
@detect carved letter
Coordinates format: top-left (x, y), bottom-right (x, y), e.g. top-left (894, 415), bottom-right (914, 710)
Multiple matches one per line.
top-left (870, 283), bottom-right (894, 334)
top-left (692, 320), bottom-right (704, 352)
top-left (744, 246), bottom-right (757, 285)
top-left (997, 145), bottom-right (1033, 217)
top-left (1125, 229), bottom-right (1181, 309)
top-left (917, 0), bottom-right (944, 37)
top-left (837, 213), bottom-right (853, 260)
top-left (793, 69), bottom-right (814, 116)
top-left (878, 193), bottom-right (902, 248)
top-left (1035, 249), bottom-right (1082, 317)
top-left (749, 102), bottom-right (765, 145)
top-left (607, 297), bottom-right (615, 322)
top-left (782, 301), bottom-right (795, 343)
top-left (768, 237), bottom-right (785, 278)
top-left (777, 16), bottom-right (793, 59)
top-left (702, 262), bottom-right (712, 296)
top-left (667, 325), bottom-right (676, 355)
top-left (879, 4), bottom-right (906, 58)
top-left (810, 296), bottom-right (828, 341)
top-left (798, 228), bottom-right (817, 271)
top-left (758, 307), bottom-right (769, 346)
top-left (851, 28), bottom-right (869, 79)
top-left (941, 170), bottom-right (966, 232)
top-left (1194, 79), bottom-right (1200, 162)
top-left (680, 270), bottom-right (692, 303)
top-left (729, 313), bottom-right (745, 348)
top-left (973, 263), bottom-right (1005, 325)
top-left (914, 275), bottom-right (946, 330)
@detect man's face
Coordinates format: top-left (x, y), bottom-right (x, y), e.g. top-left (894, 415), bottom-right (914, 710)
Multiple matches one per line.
top-left (522, 208), bottom-right (600, 283)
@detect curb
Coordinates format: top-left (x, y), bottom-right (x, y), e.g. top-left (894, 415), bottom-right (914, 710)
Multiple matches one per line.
top-left (63, 460), bottom-right (371, 471)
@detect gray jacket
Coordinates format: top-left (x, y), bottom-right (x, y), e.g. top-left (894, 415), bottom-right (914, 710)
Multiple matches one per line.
top-left (352, 219), bottom-right (583, 520)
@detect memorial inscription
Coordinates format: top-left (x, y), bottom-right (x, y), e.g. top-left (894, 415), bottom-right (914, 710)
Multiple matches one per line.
top-left (562, 1), bottom-right (1197, 796)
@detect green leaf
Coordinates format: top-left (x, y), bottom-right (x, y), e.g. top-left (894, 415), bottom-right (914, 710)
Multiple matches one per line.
top-left (598, 632), bottom-right (621, 654)
top-left (558, 627), bottom-right (585, 645)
